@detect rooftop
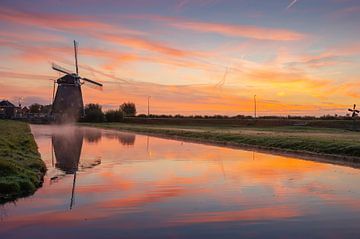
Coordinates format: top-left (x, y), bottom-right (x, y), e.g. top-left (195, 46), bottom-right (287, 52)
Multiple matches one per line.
top-left (0, 100), bottom-right (16, 108)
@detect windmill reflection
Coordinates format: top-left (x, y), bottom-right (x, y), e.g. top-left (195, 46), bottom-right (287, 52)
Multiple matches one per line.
top-left (50, 127), bottom-right (136, 209)
top-left (52, 129), bottom-right (83, 174)
top-left (51, 127), bottom-right (83, 210)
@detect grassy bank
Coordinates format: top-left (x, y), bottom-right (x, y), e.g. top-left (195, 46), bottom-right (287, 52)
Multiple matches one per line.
top-left (0, 120), bottom-right (46, 203)
top-left (122, 117), bottom-right (360, 130)
top-left (84, 122), bottom-right (360, 162)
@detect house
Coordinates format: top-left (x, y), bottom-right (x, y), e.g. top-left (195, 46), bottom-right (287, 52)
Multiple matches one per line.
top-left (0, 100), bottom-right (17, 119)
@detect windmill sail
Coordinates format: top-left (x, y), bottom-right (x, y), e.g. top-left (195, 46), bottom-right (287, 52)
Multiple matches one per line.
top-left (82, 77), bottom-right (103, 87)
top-left (52, 63), bottom-right (74, 75)
top-left (74, 40), bottom-right (79, 75)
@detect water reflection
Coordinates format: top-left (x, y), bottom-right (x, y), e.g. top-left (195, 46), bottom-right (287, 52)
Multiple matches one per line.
top-left (49, 127), bottom-right (136, 210)
top-left (1, 125), bottom-right (360, 239)
top-left (103, 130), bottom-right (136, 146)
top-left (83, 128), bottom-right (102, 144)
top-left (50, 126), bottom-right (136, 174)
top-left (50, 127), bottom-right (83, 210)
top-left (52, 128), bottom-right (83, 174)
top-left (83, 127), bottom-right (137, 146)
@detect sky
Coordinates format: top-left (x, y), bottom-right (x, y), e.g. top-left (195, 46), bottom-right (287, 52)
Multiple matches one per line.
top-left (0, 0), bottom-right (360, 116)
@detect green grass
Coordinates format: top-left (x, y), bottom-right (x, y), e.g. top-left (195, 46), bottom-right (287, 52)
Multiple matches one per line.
top-left (0, 120), bottom-right (46, 203)
top-left (84, 122), bottom-right (360, 159)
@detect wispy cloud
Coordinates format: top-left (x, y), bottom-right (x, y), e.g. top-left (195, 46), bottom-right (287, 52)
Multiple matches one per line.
top-left (175, 0), bottom-right (218, 11)
top-left (0, 7), bottom-right (142, 36)
top-left (101, 34), bottom-right (202, 57)
top-left (148, 15), bottom-right (305, 41)
top-left (286, 0), bottom-right (298, 10)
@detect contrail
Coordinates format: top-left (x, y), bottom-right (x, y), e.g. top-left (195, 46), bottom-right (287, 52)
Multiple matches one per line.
top-left (215, 67), bottom-right (228, 88)
top-left (286, 0), bottom-right (298, 10)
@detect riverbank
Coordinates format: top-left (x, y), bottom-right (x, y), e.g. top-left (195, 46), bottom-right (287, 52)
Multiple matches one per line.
top-left (0, 120), bottom-right (46, 203)
top-left (84, 122), bottom-right (360, 165)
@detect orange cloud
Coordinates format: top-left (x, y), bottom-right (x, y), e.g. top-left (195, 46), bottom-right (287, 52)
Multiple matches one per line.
top-left (0, 70), bottom-right (51, 81)
top-left (287, 54), bottom-right (350, 68)
top-left (102, 34), bottom-right (203, 58)
top-left (246, 67), bottom-right (331, 88)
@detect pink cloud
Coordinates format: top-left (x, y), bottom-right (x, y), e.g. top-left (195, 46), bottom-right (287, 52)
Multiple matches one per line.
top-left (0, 7), bottom-right (208, 58)
top-left (101, 34), bottom-right (203, 57)
top-left (171, 21), bottom-right (304, 41)
top-left (145, 15), bottom-right (306, 41)
top-left (0, 7), bottom-right (142, 36)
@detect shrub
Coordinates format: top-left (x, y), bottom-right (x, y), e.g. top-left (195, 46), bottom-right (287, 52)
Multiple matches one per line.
top-left (120, 102), bottom-right (137, 117)
top-left (29, 103), bottom-right (42, 113)
top-left (105, 110), bottom-right (124, 122)
top-left (83, 104), bottom-right (104, 122)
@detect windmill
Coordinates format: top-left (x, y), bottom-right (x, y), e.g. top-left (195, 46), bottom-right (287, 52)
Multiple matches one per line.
top-left (348, 104), bottom-right (359, 118)
top-left (348, 104), bottom-right (359, 131)
top-left (51, 40), bottom-right (103, 123)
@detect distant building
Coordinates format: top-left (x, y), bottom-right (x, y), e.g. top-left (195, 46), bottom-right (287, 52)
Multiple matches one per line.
top-left (0, 100), bottom-right (18, 119)
top-left (22, 106), bottom-right (30, 115)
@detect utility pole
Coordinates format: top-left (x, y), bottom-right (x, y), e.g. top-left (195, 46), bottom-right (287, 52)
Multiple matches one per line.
top-left (51, 79), bottom-right (56, 114)
top-left (254, 95), bottom-right (257, 119)
top-left (147, 96), bottom-right (151, 117)
top-left (52, 80), bottom-right (56, 104)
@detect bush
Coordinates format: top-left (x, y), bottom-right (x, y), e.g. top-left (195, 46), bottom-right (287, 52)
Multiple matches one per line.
top-left (83, 104), bottom-right (104, 122)
top-left (29, 103), bottom-right (42, 113)
top-left (120, 102), bottom-right (136, 117)
top-left (105, 110), bottom-right (124, 122)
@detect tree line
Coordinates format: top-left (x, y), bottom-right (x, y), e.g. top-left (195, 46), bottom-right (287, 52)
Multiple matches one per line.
top-left (26, 102), bottom-right (354, 121)
top-left (25, 102), bottom-right (136, 122)
top-left (82, 102), bottom-right (136, 122)
top-left (135, 114), bottom-right (355, 120)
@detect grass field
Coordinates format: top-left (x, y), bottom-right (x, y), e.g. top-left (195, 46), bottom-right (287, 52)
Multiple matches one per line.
top-left (0, 120), bottom-right (46, 203)
top-left (85, 122), bottom-right (360, 161)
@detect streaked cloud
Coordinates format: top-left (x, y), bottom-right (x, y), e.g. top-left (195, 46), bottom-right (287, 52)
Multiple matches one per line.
top-left (0, 7), bottom-right (142, 36)
top-left (148, 15), bottom-right (306, 41)
top-left (286, 0), bottom-right (299, 10)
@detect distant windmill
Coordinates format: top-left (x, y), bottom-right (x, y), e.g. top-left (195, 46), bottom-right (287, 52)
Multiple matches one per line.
top-left (348, 104), bottom-right (359, 118)
top-left (348, 104), bottom-right (359, 131)
top-left (51, 40), bottom-right (103, 123)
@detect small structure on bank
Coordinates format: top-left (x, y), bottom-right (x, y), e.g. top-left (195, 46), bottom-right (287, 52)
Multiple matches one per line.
top-left (51, 40), bottom-right (103, 123)
top-left (348, 104), bottom-right (359, 131)
top-left (0, 100), bottom-right (18, 119)
top-left (348, 104), bottom-right (359, 117)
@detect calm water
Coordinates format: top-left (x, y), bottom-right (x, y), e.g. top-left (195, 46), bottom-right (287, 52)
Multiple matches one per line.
top-left (1, 125), bottom-right (360, 238)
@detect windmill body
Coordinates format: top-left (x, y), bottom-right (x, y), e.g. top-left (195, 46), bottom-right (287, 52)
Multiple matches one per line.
top-left (52, 74), bottom-right (84, 123)
top-left (51, 41), bottom-right (102, 123)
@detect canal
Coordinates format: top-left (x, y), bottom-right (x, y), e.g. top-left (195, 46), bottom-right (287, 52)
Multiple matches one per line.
top-left (1, 125), bottom-right (360, 238)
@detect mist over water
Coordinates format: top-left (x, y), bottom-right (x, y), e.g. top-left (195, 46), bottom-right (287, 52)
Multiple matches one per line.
top-left (1, 125), bottom-right (360, 238)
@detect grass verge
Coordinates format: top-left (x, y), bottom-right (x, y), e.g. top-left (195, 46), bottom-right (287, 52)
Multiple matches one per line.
top-left (0, 120), bottom-right (46, 203)
top-left (83, 123), bottom-right (360, 162)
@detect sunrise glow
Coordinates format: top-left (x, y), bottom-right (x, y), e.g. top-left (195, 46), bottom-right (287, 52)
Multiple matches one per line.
top-left (1, 0), bottom-right (360, 116)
